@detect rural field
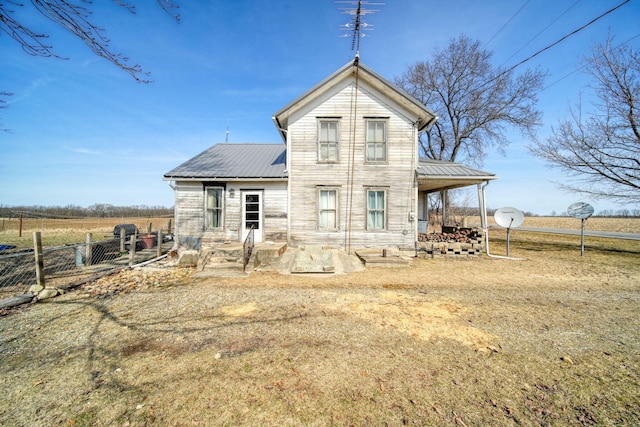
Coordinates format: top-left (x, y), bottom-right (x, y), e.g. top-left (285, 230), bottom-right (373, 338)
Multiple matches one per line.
top-left (0, 217), bottom-right (173, 248)
top-left (1, 218), bottom-right (639, 426)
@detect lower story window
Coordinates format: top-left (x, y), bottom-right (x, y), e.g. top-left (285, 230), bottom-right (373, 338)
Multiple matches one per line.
top-left (318, 189), bottom-right (338, 230)
top-left (367, 190), bottom-right (386, 230)
top-left (206, 187), bottom-right (223, 229)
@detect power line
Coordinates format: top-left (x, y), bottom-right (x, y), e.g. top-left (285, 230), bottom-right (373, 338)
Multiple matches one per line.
top-left (501, 0), bottom-right (582, 67)
top-left (502, 0), bottom-right (631, 76)
top-left (544, 32), bottom-right (640, 90)
top-left (484, 0), bottom-right (530, 49)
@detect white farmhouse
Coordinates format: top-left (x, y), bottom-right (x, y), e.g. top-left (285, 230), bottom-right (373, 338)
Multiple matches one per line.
top-left (164, 59), bottom-right (496, 253)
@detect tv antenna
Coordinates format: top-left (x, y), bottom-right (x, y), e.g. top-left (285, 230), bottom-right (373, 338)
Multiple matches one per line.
top-left (337, 1), bottom-right (384, 54)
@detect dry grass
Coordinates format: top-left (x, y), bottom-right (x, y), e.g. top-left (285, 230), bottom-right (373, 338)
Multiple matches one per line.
top-left (1, 227), bottom-right (639, 426)
top-left (459, 215), bottom-right (640, 233)
top-left (0, 217), bottom-right (172, 248)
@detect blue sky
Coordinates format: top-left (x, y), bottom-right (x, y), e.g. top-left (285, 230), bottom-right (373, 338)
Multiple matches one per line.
top-left (1, 0), bottom-right (638, 215)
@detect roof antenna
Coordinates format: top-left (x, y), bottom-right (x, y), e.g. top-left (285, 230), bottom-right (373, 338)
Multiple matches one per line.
top-left (337, 1), bottom-right (384, 59)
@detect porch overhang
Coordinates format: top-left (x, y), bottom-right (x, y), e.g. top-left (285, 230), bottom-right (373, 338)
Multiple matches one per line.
top-left (417, 159), bottom-right (497, 193)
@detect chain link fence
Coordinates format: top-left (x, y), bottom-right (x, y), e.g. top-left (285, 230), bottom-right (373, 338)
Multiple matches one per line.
top-left (0, 227), bottom-right (173, 302)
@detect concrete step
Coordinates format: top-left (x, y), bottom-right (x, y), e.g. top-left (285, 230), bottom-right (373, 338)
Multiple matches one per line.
top-left (196, 241), bottom-right (288, 276)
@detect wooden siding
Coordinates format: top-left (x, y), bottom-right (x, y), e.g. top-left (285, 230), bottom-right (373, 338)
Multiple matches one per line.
top-left (174, 180), bottom-right (287, 248)
top-left (288, 79), bottom-right (421, 248)
top-left (174, 181), bottom-right (205, 249)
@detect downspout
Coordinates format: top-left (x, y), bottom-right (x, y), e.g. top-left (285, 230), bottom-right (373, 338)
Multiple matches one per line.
top-left (478, 181), bottom-right (524, 260)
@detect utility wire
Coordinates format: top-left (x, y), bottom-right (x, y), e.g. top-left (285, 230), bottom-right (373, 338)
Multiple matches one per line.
top-left (544, 32), bottom-right (640, 90)
top-left (484, 0), bottom-right (530, 48)
top-left (502, 0), bottom-right (630, 76)
top-left (501, 0), bottom-right (582, 67)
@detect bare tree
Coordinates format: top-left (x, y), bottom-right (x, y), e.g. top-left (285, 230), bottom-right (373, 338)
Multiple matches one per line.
top-left (0, 1), bottom-right (180, 82)
top-left (395, 35), bottom-right (545, 167)
top-left (531, 38), bottom-right (640, 205)
top-left (395, 35), bottom-right (545, 223)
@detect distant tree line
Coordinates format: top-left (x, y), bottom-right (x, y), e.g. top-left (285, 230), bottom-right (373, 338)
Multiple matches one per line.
top-left (0, 204), bottom-right (173, 219)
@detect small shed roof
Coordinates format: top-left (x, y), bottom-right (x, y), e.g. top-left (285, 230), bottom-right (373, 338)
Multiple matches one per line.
top-left (163, 143), bottom-right (287, 181)
top-left (417, 159), bottom-right (497, 192)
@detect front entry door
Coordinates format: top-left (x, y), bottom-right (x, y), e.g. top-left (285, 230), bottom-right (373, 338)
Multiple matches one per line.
top-left (241, 191), bottom-right (263, 243)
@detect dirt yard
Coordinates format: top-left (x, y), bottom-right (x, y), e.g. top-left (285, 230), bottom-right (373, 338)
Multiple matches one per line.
top-left (1, 231), bottom-right (639, 426)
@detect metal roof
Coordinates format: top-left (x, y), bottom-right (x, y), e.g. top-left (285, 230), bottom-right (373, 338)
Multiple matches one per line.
top-left (417, 159), bottom-right (497, 192)
top-left (163, 143), bottom-right (287, 180)
top-left (163, 145), bottom-right (497, 193)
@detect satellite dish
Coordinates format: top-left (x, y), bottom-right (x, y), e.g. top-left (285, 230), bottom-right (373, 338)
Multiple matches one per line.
top-left (494, 207), bottom-right (525, 229)
top-left (567, 202), bottom-right (594, 220)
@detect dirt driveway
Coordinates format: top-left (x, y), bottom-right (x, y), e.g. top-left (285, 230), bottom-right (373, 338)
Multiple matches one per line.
top-left (1, 235), bottom-right (639, 426)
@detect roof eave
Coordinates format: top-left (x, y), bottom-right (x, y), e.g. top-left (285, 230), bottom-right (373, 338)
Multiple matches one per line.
top-left (163, 176), bottom-right (288, 182)
top-left (273, 60), bottom-right (436, 134)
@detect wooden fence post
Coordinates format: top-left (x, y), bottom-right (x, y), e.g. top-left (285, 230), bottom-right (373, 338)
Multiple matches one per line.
top-left (33, 231), bottom-right (45, 287)
top-left (120, 227), bottom-right (126, 253)
top-left (85, 233), bottom-right (93, 266)
top-left (129, 232), bottom-right (137, 266)
top-left (156, 228), bottom-right (163, 258)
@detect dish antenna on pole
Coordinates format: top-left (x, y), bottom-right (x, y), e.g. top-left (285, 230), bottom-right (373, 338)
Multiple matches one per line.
top-left (337, 1), bottom-right (384, 55)
top-left (567, 202), bottom-right (594, 256)
top-left (494, 207), bottom-right (524, 256)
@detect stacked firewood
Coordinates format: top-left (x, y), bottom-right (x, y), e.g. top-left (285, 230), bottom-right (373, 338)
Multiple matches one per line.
top-left (418, 228), bottom-right (481, 243)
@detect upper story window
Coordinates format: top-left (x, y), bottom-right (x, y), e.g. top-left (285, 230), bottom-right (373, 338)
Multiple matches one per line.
top-left (205, 187), bottom-right (224, 229)
top-left (318, 120), bottom-right (339, 163)
top-left (366, 120), bottom-right (387, 162)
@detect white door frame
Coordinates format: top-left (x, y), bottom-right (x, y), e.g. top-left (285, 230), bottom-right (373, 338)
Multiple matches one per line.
top-left (241, 190), bottom-right (263, 243)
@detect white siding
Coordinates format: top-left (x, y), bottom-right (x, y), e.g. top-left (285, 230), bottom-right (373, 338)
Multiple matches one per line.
top-left (174, 181), bottom-right (205, 249)
top-left (173, 180), bottom-right (287, 248)
top-left (288, 79), bottom-right (420, 248)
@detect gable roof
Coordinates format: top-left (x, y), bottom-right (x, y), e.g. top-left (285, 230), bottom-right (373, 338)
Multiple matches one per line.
top-left (163, 143), bottom-right (287, 181)
top-left (417, 159), bottom-right (497, 192)
top-left (272, 59), bottom-right (437, 142)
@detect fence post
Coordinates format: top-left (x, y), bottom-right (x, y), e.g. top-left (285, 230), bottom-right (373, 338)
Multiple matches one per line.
top-left (85, 233), bottom-right (93, 266)
top-left (33, 231), bottom-right (45, 287)
top-left (120, 227), bottom-right (126, 253)
top-left (157, 228), bottom-right (163, 258)
top-left (148, 222), bottom-right (152, 233)
top-left (167, 219), bottom-right (172, 234)
top-left (129, 232), bottom-right (137, 266)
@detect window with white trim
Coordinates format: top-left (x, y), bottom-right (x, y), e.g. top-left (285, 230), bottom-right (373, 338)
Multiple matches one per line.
top-left (318, 189), bottom-right (338, 230)
top-left (367, 189), bottom-right (386, 230)
top-left (318, 120), bottom-right (339, 162)
top-left (366, 120), bottom-right (387, 162)
top-left (205, 187), bottom-right (224, 229)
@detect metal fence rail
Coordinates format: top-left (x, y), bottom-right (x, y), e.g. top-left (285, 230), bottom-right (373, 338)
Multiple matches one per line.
top-left (0, 230), bottom-right (172, 301)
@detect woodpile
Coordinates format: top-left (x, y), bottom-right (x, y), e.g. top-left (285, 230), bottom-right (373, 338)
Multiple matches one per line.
top-left (417, 228), bottom-right (484, 258)
top-left (418, 227), bottom-right (481, 243)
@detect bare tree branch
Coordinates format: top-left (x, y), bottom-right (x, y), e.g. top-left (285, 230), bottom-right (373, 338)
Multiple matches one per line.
top-left (531, 36), bottom-right (640, 205)
top-left (0, 92), bottom-right (13, 132)
top-left (0, 0), bottom-right (180, 83)
top-left (395, 35), bottom-right (545, 168)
